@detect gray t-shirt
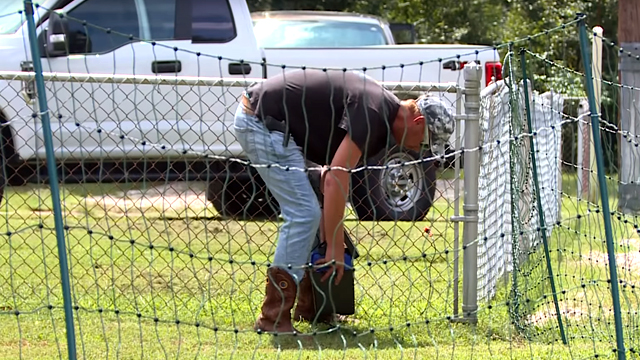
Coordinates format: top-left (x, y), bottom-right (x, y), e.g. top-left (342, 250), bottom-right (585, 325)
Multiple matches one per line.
top-left (246, 69), bottom-right (401, 165)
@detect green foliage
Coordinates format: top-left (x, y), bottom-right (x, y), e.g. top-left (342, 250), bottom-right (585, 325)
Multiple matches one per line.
top-left (533, 62), bottom-right (586, 97)
top-left (248, 0), bottom-right (617, 48)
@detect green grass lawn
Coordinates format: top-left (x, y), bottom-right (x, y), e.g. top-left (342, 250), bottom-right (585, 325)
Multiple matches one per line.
top-left (0, 171), bottom-right (638, 359)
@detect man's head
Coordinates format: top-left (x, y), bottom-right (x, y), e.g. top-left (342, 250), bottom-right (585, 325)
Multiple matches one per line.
top-left (391, 99), bottom-right (426, 152)
top-left (391, 95), bottom-right (455, 157)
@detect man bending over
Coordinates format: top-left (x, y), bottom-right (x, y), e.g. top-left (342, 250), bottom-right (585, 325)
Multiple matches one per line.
top-left (232, 68), bottom-right (454, 334)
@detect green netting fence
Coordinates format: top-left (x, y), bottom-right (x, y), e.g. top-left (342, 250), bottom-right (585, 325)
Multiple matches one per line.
top-left (0, 1), bottom-right (637, 359)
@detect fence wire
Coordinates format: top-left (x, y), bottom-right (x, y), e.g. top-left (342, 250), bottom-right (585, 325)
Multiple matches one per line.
top-left (0, 3), bottom-right (637, 360)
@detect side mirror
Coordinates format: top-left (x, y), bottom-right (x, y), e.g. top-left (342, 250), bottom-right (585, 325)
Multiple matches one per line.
top-left (45, 11), bottom-right (70, 56)
top-left (44, 11), bottom-right (92, 56)
top-left (389, 23), bottom-right (417, 44)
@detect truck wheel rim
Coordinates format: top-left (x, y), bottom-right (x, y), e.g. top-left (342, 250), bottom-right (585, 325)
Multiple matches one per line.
top-left (380, 152), bottom-right (424, 212)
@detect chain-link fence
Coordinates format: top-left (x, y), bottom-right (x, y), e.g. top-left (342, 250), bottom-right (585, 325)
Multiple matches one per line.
top-left (0, 66), bottom-right (476, 357)
top-left (0, 1), bottom-right (479, 356)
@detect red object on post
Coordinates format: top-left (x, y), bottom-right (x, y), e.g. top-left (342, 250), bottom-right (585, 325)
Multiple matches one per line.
top-left (424, 226), bottom-right (433, 237)
top-left (485, 61), bottom-right (503, 86)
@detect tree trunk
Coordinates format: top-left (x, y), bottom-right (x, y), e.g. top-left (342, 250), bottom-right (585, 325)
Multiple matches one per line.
top-left (618, 0), bottom-right (640, 43)
top-left (618, 0), bottom-right (640, 214)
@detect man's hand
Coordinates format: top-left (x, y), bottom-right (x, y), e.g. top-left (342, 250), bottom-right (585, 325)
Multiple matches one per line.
top-left (315, 241), bottom-right (345, 284)
top-left (314, 133), bottom-right (362, 285)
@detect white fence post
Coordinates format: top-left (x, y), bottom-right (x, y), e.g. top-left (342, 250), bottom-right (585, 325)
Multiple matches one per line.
top-left (589, 26), bottom-right (603, 203)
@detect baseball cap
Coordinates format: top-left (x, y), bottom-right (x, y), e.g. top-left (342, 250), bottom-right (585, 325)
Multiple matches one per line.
top-left (416, 95), bottom-right (455, 158)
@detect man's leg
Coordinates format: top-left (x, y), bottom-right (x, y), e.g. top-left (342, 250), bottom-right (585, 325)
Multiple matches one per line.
top-left (232, 102), bottom-right (321, 333)
top-left (293, 165), bottom-right (353, 325)
top-left (292, 164), bottom-right (333, 324)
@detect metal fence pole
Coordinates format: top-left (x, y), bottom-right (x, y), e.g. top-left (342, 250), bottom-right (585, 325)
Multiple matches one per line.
top-left (452, 85), bottom-right (463, 317)
top-left (23, 2), bottom-right (77, 359)
top-left (460, 62), bottom-right (482, 323)
top-left (578, 16), bottom-right (626, 360)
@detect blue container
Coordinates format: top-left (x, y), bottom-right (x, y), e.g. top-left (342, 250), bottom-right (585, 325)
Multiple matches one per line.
top-left (310, 249), bottom-right (353, 273)
top-left (310, 250), bottom-right (356, 316)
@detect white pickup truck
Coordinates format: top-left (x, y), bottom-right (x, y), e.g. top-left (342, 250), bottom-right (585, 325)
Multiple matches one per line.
top-left (0, 0), bottom-right (501, 221)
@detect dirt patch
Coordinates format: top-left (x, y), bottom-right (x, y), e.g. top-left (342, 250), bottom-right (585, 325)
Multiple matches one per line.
top-left (579, 238), bottom-right (640, 272)
top-left (620, 237), bottom-right (640, 250)
top-left (526, 303), bottom-right (588, 326)
top-left (84, 181), bottom-right (210, 216)
top-left (81, 179), bottom-right (458, 216)
top-left (435, 179), bottom-right (463, 202)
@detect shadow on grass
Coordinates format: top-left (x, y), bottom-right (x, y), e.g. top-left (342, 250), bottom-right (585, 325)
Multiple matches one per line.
top-left (258, 298), bottom-right (489, 352)
top-left (264, 320), bottom-right (446, 351)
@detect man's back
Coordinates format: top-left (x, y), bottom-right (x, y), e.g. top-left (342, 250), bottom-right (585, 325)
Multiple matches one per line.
top-left (247, 69), bottom-right (401, 165)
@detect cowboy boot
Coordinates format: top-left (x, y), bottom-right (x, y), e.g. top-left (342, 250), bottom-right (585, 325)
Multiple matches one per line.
top-left (254, 267), bottom-right (299, 334)
top-left (294, 269), bottom-right (335, 324)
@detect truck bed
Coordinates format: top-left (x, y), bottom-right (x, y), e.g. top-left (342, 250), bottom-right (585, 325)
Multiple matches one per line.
top-left (262, 44), bottom-right (501, 87)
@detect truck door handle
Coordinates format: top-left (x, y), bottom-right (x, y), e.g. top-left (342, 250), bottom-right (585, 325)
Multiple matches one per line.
top-left (152, 60), bottom-right (182, 74)
top-left (228, 62), bottom-right (252, 75)
top-left (442, 60), bottom-right (469, 71)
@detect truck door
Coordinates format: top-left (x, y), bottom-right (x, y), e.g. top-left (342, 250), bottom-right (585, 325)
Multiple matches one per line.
top-left (38, 0), bottom-right (147, 161)
top-left (39, 0), bottom-right (264, 162)
top-left (136, 0), bottom-right (265, 160)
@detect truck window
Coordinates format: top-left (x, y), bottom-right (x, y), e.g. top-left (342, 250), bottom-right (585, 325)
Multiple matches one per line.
top-left (252, 19), bottom-right (388, 48)
top-left (191, 0), bottom-right (236, 43)
top-left (146, 0), bottom-right (177, 40)
top-left (66, 0), bottom-right (140, 54)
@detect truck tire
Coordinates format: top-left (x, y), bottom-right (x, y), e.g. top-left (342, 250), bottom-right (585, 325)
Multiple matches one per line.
top-left (350, 146), bottom-right (437, 221)
top-left (207, 175), bottom-right (280, 220)
top-left (0, 109), bottom-right (16, 207)
top-left (0, 150), bottom-right (5, 207)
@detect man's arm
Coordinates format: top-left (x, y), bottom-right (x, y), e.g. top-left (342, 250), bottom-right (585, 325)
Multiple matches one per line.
top-left (318, 133), bottom-right (362, 284)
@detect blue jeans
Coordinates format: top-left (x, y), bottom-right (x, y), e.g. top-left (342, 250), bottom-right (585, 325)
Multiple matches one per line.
top-left (232, 100), bottom-right (321, 284)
